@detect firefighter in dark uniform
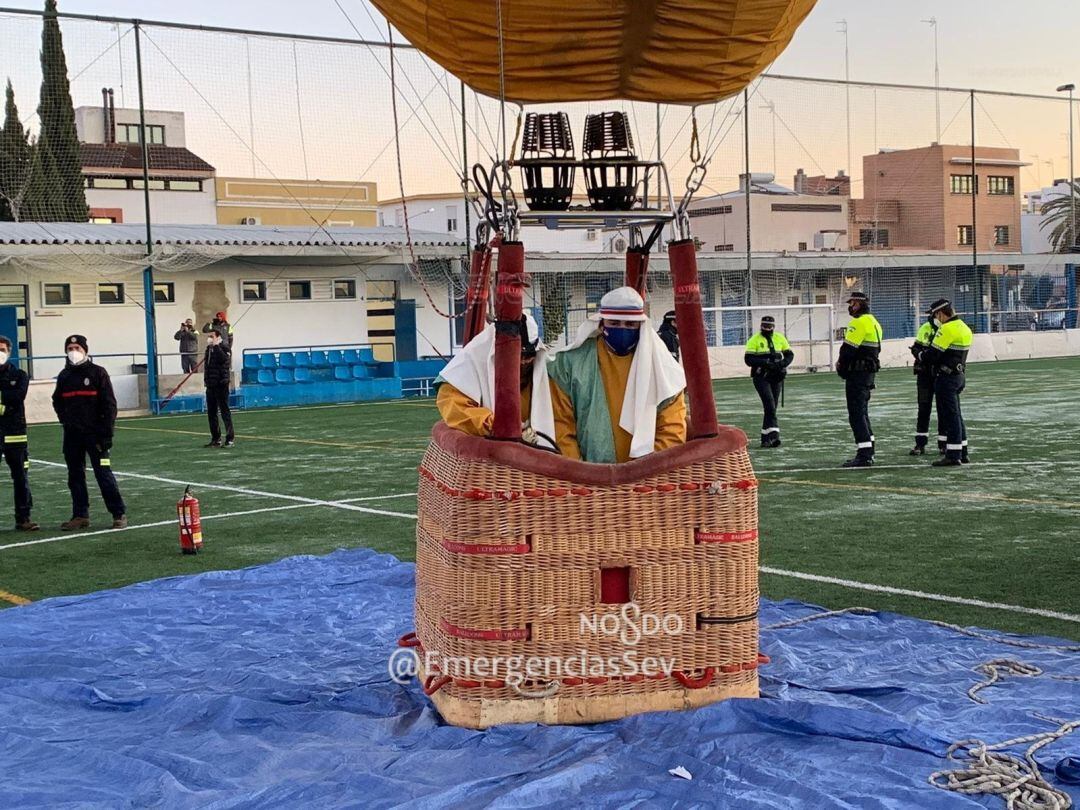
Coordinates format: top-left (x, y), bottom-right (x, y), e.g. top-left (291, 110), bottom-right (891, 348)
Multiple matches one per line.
top-left (744, 315), bottom-right (794, 447)
top-left (923, 300), bottom-right (973, 467)
top-left (0, 335), bottom-right (38, 531)
top-left (657, 310), bottom-right (679, 361)
top-left (204, 327), bottom-right (235, 448)
top-left (836, 291), bottom-right (883, 467)
top-left (52, 335), bottom-right (127, 530)
top-left (909, 303), bottom-right (942, 455)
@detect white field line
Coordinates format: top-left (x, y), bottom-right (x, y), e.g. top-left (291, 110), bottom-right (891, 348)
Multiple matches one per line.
top-left (759, 566), bottom-right (1080, 624)
top-left (33, 460), bottom-right (417, 519)
top-left (0, 492), bottom-right (415, 552)
top-left (756, 459), bottom-right (1080, 475)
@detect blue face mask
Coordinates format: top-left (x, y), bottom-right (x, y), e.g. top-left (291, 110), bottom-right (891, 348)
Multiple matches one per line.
top-left (603, 326), bottom-right (640, 356)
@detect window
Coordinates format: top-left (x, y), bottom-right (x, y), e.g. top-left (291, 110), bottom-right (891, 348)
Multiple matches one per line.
top-left (994, 225), bottom-right (1011, 245)
top-left (132, 178), bottom-right (166, 190)
top-left (446, 205), bottom-right (458, 233)
top-left (88, 177), bottom-right (127, 189)
top-left (90, 216), bottom-right (116, 224)
top-left (788, 295), bottom-right (801, 306)
top-left (714, 244), bottom-right (734, 252)
top-left (334, 279), bottom-right (357, 300)
top-left (153, 282), bottom-right (175, 303)
top-left (242, 281), bottom-right (267, 302)
top-left (98, 283), bottom-right (125, 305)
top-left (688, 204), bottom-right (733, 217)
top-left (957, 225), bottom-right (974, 246)
top-left (814, 293), bottom-right (828, 305)
top-left (116, 123), bottom-right (165, 145)
top-left (770, 203), bottom-right (842, 212)
top-left (950, 174), bottom-right (977, 194)
top-left (168, 179), bottom-right (202, 192)
top-left (987, 176), bottom-right (1015, 195)
top-left (44, 283), bottom-right (71, 306)
top-left (859, 228), bottom-right (889, 247)
top-left (797, 241), bottom-right (808, 251)
top-left (288, 280), bottom-right (312, 301)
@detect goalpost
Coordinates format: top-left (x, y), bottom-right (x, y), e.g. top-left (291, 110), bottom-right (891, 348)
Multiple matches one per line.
top-left (700, 303), bottom-right (837, 374)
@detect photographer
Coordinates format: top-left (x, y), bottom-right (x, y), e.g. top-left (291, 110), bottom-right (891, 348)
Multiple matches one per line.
top-left (174, 318), bottom-right (199, 374)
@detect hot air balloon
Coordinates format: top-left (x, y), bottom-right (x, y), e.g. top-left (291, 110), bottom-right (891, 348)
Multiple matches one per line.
top-left (388, 0), bottom-right (817, 728)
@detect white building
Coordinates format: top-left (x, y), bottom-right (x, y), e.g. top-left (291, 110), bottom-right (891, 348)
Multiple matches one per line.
top-left (1021, 179), bottom-right (1073, 253)
top-left (74, 92), bottom-right (217, 225)
top-left (687, 173), bottom-right (849, 253)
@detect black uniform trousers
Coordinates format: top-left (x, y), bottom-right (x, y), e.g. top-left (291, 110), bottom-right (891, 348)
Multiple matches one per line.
top-left (753, 374), bottom-right (783, 439)
top-left (914, 372), bottom-right (939, 449)
top-left (845, 372), bottom-right (876, 459)
top-left (2, 440), bottom-right (32, 522)
top-left (206, 382), bottom-right (234, 443)
top-left (63, 429), bottom-right (126, 519)
top-left (935, 372), bottom-right (967, 461)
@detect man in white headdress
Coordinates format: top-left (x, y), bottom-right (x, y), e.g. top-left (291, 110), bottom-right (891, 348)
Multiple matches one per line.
top-left (548, 286), bottom-right (686, 463)
top-left (435, 312), bottom-right (557, 450)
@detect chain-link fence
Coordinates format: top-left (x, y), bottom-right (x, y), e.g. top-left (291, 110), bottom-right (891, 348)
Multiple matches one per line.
top-left (0, 6), bottom-right (1075, 370)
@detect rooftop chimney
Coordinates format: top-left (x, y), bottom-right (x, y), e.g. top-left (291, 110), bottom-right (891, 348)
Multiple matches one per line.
top-left (794, 168), bottom-right (806, 193)
top-left (103, 87), bottom-right (116, 144)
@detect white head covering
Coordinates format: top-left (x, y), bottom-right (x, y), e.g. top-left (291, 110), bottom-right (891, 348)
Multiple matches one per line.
top-left (561, 287), bottom-right (686, 459)
top-left (437, 311), bottom-right (556, 448)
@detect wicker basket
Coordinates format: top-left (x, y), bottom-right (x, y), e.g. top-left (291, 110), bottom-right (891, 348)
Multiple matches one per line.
top-left (411, 422), bottom-right (760, 728)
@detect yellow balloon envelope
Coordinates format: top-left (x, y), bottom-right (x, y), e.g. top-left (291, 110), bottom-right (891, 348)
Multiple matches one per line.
top-left (369, 0), bottom-right (818, 105)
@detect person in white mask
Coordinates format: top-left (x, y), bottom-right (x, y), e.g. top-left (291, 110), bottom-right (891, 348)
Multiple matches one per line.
top-left (51, 335), bottom-right (127, 531)
top-left (0, 335), bottom-right (37, 531)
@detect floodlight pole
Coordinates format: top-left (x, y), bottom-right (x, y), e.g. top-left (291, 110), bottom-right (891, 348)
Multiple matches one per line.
top-left (922, 18), bottom-right (940, 142)
top-left (1058, 83), bottom-right (1076, 249)
top-left (838, 20), bottom-right (851, 175)
top-left (134, 21), bottom-right (159, 414)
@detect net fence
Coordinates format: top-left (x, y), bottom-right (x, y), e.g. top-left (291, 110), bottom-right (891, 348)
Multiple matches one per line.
top-left (0, 5), bottom-right (1075, 364)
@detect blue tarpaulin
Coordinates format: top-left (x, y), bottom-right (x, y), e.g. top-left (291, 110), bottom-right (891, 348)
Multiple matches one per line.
top-left (1, 548), bottom-right (1078, 808)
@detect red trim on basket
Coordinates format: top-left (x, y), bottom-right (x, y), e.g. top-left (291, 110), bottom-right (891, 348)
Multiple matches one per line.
top-left (674, 668), bottom-right (715, 689)
top-left (439, 619), bottom-right (530, 641)
top-left (423, 675), bottom-right (452, 695)
top-left (397, 631), bottom-right (421, 648)
top-left (696, 529), bottom-right (759, 544)
top-left (440, 539), bottom-right (531, 555)
top-left (757, 652), bottom-right (771, 665)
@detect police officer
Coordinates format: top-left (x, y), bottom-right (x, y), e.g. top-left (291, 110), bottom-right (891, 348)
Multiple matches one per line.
top-left (0, 336), bottom-right (38, 531)
top-left (923, 300), bottom-right (973, 467)
top-left (909, 303), bottom-right (942, 456)
top-left (204, 327), bottom-right (235, 448)
top-left (744, 315), bottom-right (794, 448)
top-left (657, 310), bottom-right (679, 360)
top-left (203, 311), bottom-right (234, 349)
top-left (836, 291), bottom-right (883, 467)
top-left (52, 335), bottom-right (127, 530)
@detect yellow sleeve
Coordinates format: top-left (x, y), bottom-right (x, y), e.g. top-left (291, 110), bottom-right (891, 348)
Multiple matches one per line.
top-left (436, 383), bottom-right (493, 437)
top-left (654, 391), bottom-right (688, 451)
top-left (549, 378), bottom-right (582, 460)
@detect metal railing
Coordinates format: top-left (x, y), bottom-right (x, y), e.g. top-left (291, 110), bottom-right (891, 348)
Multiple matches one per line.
top-left (15, 352), bottom-right (149, 380)
top-left (240, 342), bottom-right (392, 364)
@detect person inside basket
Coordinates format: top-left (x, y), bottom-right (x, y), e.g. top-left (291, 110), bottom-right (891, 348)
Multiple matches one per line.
top-left (548, 286), bottom-right (686, 463)
top-left (435, 311), bottom-right (557, 449)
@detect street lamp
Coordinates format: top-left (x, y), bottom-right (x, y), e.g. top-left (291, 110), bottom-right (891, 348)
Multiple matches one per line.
top-left (921, 18), bottom-right (940, 143)
top-left (837, 20), bottom-right (851, 175)
top-left (1057, 83), bottom-right (1075, 249)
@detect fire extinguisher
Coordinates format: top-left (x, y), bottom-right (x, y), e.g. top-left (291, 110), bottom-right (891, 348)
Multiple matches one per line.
top-left (177, 485), bottom-right (203, 555)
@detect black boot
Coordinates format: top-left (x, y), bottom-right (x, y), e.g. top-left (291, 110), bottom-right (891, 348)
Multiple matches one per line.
top-left (932, 457), bottom-right (962, 467)
top-left (909, 445), bottom-right (926, 456)
top-left (842, 456), bottom-right (873, 468)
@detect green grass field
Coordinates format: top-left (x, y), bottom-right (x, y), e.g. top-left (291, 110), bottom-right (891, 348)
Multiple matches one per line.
top-left (2, 356), bottom-right (1077, 641)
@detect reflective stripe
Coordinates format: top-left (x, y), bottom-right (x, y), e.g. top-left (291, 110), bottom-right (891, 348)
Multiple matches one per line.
top-left (946, 444), bottom-right (964, 450)
top-left (937, 435), bottom-right (947, 441)
top-left (761, 427), bottom-right (780, 435)
top-left (99, 459), bottom-right (111, 467)
top-left (870, 435), bottom-right (875, 442)
top-left (915, 432), bottom-right (929, 438)
top-left (4, 435), bottom-right (27, 443)
top-left (843, 339), bottom-right (859, 348)
top-left (23, 462), bottom-right (29, 469)
top-left (962, 440), bottom-right (969, 447)
top-left (856, 441), bottom-right (873, 449)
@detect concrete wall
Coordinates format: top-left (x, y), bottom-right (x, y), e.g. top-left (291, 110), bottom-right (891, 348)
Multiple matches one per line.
top-left (25, 374), bottom-right (142, 425)
top-left (75, 107), bottom-right (188, 147)
top-left (216, 178), bottom-right (377, 227)
top-left (85, 186), bottom-right (217, 225)
top-left (688, 193), bottom-right (849, 253)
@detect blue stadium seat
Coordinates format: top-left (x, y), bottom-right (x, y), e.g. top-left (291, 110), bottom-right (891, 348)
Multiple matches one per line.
top-left (279, 352), bottom-right (296, 368)
top-left (343, 349), bottom-right (360, 365)
top-left (275, 368), bottom-right (294, 384)
top-left (243, 354), bottom-right (260, 370)
top-left (294, 366), bottom-right (314, 384)
top-left (333, 366), bottom-right (351, 382)
top-left (357, 347), bottom-right (375, 363)
top-left (293, 352), bottom-right (311, 368)
top-left (310, 351), bottom-right (329, 368)
top-left (259, 353), bottom-right (278, 369)
top-left (327, 350), bottom-right (344, 365)
top-left (257, 369), bottom-right (275, 385)
top-left (352, 365), bottom-right (370, 379)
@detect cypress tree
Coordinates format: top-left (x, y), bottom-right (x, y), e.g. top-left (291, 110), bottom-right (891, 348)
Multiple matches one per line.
top-left (25, 139), bottom-right (63, 222)
top-left (37, 0), bottom-right (86, 222)
top-left (0, 80), bottom-right (32, 221)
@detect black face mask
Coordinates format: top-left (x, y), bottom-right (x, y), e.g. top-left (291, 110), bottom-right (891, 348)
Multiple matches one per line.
top-left (848, 304), bottom-right (860, 317)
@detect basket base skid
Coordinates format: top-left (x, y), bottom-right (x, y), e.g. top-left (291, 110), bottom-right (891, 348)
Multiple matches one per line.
top-left (420, 665), bottom-right (759, 729)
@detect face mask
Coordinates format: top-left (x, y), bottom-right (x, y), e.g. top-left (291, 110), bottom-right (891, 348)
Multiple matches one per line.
top-left (761, 328), bottom-right (774, 338)
top-left (847, 304), bottom-right (860, 317)
top-left (0, 350), bottom-right (8, 365)
top-left (67, 349), bottom-right (87, 365)
top-left (603, 326), bottom-right (640, 356)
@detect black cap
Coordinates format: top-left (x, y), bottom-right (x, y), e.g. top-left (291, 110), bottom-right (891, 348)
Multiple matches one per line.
top-left (927, 298), bottom-right (951, 315)
top-left (847, 291), bottom-right (869, 303)
top-left (663, 310), bottom-right (676, 321)
top-left (761, 315), bottom-right (776, 326)
top-left (65, 334), bottom-right (88, 352)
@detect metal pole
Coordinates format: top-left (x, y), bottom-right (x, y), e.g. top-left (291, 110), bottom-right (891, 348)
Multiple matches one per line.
top-left (133, 22), bottom-right (159, 414)
top-left (922, 18), bottom-right (940, 142)
top-left (743, 88), bottom-right (752, 308)
top-left (461, 79), bottom-right (470, 248)
top-left (1071, 87), bottom-right (1076, 248)
top-left (839, 20), bottom-right (851, 175)
top-left (970, 89), bottom-right (979, 331)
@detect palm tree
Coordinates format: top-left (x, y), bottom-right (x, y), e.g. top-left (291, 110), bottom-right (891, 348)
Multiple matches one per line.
top-left (1038, 182), bottom-right (1080, 252)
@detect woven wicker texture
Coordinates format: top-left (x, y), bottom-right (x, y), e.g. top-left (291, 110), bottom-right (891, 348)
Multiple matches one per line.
top-left (414, 425), bottom-right (760, 726)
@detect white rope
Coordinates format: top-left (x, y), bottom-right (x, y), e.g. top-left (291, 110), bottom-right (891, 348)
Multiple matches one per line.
top-left (968, 659), bottom-right (1044, 705)
top-left (929, 720), bottom-right (1080, 810)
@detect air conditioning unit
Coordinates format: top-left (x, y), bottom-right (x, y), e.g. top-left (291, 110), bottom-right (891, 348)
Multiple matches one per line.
top-left (240, 216), bottom-right (261, 226)
top-left (612, 236), bottom-right (628, 253)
